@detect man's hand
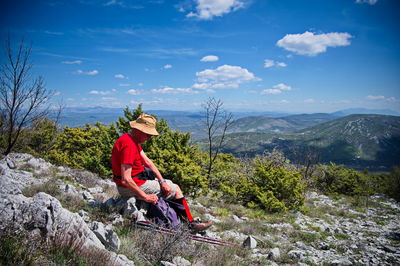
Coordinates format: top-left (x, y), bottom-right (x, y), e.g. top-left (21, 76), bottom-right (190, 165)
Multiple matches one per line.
top-left (144, 194), bottom-right (158, 205)
top-left (160, 182), bottom-right (172, 197)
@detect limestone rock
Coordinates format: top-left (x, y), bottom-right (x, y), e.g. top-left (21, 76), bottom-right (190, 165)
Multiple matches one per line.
top-left (243, 236), bottom-right (257, 249)
top-left (172, 256), bottom-right (191, 266)
top-left (268, 247), bottom-right (281, 260)
top-left (90, 221), bottom-right (121, 251)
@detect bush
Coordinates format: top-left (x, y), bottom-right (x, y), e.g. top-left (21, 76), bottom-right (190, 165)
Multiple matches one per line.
top-left (312, 163), bottom-right (371, 196)
top-left (46, 122), bottom-right (118, 177)
top-left (210, 154), bottom-right (305, 212)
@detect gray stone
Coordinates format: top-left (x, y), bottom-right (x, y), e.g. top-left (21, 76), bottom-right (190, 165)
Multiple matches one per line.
top-left (287, 250), bottom-right (307, 262)
top-left (204, 213), bottom-right (221, 223)
top-left (243, 236), bottom-right (257, 249)
top-left (88, 186), bottom-right (103, 194)
top-left (232, 215), bottom-right (243, 223)
top-left (330, 259), bottom-right (352, 266)
top-left (160, 261), bottom-right (176, 266)
top-left (90, 221), bottom-right (121, 251)
top-left (78, 210), bottom-right (91, 223)
top-left (172, 256), bottom-right (191, 266)
top-left (122, 197), bottom-right (138, 216)
top-left (268, 247), bottom-right (280, 260)
top-left (63, 184), bottom-right (78, 194)
top-left (82, 191), bottom-right (95, 201)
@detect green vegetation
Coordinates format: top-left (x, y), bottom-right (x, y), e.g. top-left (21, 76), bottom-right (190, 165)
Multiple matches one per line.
top-left (4, 104), bottom-right (400, 215)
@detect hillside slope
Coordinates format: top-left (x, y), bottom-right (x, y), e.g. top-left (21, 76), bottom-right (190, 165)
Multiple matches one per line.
top-left (206, 114), bottom-right (400, 170)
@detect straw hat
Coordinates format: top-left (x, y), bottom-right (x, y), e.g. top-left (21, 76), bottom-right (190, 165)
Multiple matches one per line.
top-left (129, 113), bottom-right (159, 136)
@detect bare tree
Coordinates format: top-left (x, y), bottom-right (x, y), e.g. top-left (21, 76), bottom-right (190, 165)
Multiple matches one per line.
top-left (0, 37), bottom-right (53, 155)
top-left (202, 97), bottom-right (234, 179)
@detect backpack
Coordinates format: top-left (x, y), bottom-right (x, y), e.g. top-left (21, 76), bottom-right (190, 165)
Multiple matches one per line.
top-left (146, 197), bottom-right (181, 228)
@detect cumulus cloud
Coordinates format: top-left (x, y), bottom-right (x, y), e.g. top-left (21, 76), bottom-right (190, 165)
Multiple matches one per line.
top-left (89, 89), bottom-right (116, 95)
top-left (356, 0), bottom-right (378, 5)
top-left (187, 0), bottom-right (245, 20)
top-left (277, 31), bottom-right (352, 56)
top-left (273, 83), bottom-right (293, 91)
top-left (76, 69), bottom-right (99, 75)
top-left (261, 89), bottom-right (282, 95)
top-left (264, 59), bottom-right (287, 68)
top-left (62, 60), bottom-right (82, 64)
top-left (201, 55), bottom-right (219, 62)
top-left (114, 74), bottom-right (127, 79)
top-left (163, 64), bottom-right (173, 69)
top-left (127, 89), bottom-right (138, 95)
top-left (119, 83), bottom-right (130, 87)
top-left (260, 83), bottom-right (294, 95)
top-left (194, 64), bottom-right (260, 90)
top-left (152, 87), bottom-right (198, 94)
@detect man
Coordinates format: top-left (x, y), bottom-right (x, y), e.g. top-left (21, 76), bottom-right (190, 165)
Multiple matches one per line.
top-left (111, 113), bottom-right (212, 231)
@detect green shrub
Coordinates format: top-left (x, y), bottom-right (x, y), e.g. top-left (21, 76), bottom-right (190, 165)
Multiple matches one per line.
top-left (46, 122), bottom-right (118, 177)
top-left (312, 163), bottom-right (371, 196)
top-left (240, 157), bottom-right (305, 212)
top-left (210, 154), bottom-right (305, 212)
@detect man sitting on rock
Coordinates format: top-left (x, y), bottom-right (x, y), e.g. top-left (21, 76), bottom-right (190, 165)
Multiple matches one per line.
top-left (111, 113), bottom-right (212, 232)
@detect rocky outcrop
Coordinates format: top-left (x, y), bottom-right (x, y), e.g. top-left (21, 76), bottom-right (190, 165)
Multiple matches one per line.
top-left (0, 154), bottom-right (134, 266)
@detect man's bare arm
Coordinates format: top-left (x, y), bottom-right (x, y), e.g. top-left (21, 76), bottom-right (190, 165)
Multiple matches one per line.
top-left (120, 164), bottom-right (158, 204)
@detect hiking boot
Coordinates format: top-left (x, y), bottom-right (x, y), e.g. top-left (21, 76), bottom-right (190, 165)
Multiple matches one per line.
top-left (190, 220), bottom-right (213, 232)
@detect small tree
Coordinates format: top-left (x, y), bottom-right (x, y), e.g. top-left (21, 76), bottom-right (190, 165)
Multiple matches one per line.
top-left (0, 37), bottom-right (53, 155)
top-left (202, 97), bottom-right (233, 180)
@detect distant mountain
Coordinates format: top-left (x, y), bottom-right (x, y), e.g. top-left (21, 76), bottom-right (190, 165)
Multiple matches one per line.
top-left (198, 114), bottom-right (400, 170)
top-left (331, 108), bottom-right (400, 117)
top-left (228, 113), bottom-right (338, 135)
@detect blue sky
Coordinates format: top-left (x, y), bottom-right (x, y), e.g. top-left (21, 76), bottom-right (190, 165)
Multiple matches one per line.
top-left (1, 0), bottom-right (399, 113)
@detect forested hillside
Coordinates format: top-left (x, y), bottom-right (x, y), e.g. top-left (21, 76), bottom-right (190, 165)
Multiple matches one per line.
top-left (197, 114), bottom-right (400, 170)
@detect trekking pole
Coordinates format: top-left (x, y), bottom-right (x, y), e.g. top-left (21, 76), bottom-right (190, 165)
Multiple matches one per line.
top-left (135, 221), bottom-right (237, 247)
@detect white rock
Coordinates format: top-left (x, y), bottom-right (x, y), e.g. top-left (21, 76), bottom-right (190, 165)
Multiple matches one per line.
top-left (172, 256), bottom-right (191, 266)
top-left (269, 247), bottom-right (280, 260)
top-left (287, 250), bottom-right (307, 262)
top-left (243, 236), bottom-right (257, 249)
top-left (90, 221), bottom-right (121, 251)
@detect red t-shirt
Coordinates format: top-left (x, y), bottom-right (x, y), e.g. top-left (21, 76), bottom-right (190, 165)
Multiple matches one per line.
top-left (111, 133), bottom-right (146, 187)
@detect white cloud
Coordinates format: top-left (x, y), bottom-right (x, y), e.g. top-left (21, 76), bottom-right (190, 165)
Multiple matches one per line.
top-left (366, 95), bottom-right (398, 102)
top-left (152, 87), bottom-right (198, 94)
top-left (276, 62), bottom-right (287, 67)
top-left (76, 69), bottom-right (99, 75)
top-left (163, 64), bottom-right (173, 69)
top-left (119, 83), bottom-right (130, 87)
top-left (115, 74), bottom-right (127, 79)
top-left (304, 98), bottom-right (315, 103)
top-left (264, 59), bottom-right (287, 68)
top-left (195, 64), bottom-right (260, 90)
top-left (127, 89), bottom-right (138, 95)
top-left (277, 31), bottom-right (352, 56)
top-left (367, 95), bottom-right (385, 100)
top-left (62, 60), bottom-right (82, 64)
top-left (201, 55), bottom-right (219, 62)
top-left (264, 59), bottom-right (275, 68)
top-left (356, 0), bottom-right (378, 5)
top-left (89, 89), bottom-right (116, 95)
top-left (273, 83), bottom-right (293, 91)
top-left (138, 83), bottom-right (144, 86)
top-left (188, 0), bottom-right (245, 20)
top-left (261, 89), bottom-right (282, 95)
top-left (54, 92), bottom-right (61, 96)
